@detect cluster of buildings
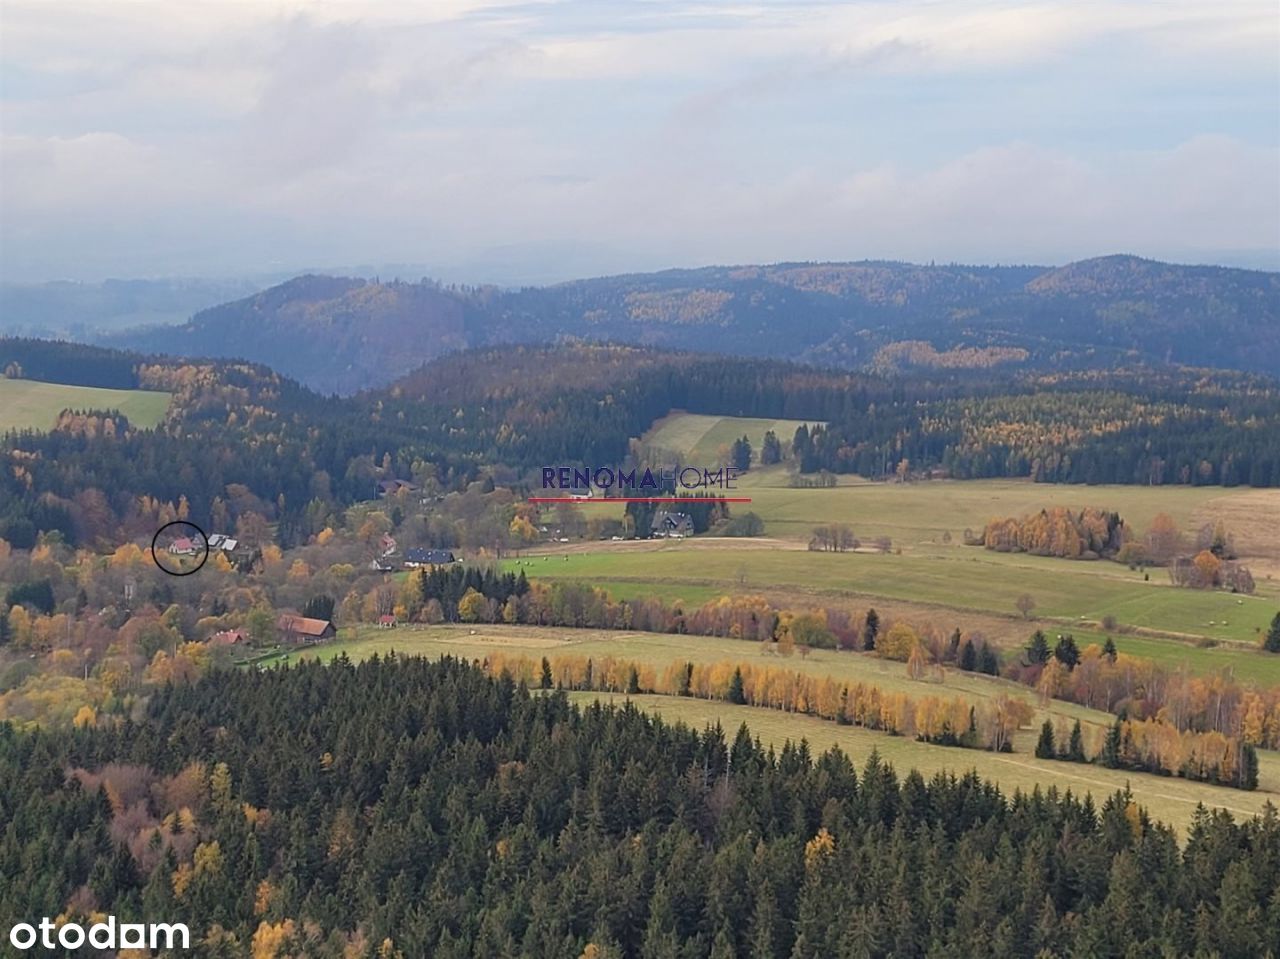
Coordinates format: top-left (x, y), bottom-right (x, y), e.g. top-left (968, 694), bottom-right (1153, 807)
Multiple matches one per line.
top-left (166, 532), bottom-right (240, 556)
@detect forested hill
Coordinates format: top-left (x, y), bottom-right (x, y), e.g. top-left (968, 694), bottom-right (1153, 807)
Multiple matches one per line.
top-left (112, 255), bottom-right (1280, 393)
top-left (4, 339), bottom-right (1280, 548)
top-left (4, 655), bottom-right (1278, 957)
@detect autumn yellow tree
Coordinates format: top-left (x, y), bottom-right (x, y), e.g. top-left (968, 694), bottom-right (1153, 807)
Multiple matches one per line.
top-left (879, 622), bottom-right (919, 661)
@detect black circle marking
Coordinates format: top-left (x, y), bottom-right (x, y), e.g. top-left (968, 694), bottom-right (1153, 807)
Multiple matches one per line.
top-left (150, 520), bottom-right (210, 577)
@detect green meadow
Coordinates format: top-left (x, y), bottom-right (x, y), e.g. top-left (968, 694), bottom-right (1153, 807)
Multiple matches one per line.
top-left (642, 412), bottom-right (822, 465)
top-left (513, 547), bottom-right (1276, 648)
top-left (517, 412), bottom-right (1280, 686)
top-left (0, 378), bottom-right (171, 431)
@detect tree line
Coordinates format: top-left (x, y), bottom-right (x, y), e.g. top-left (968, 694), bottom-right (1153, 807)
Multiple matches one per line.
top-left (485, 651), bottom-right (1034, 754)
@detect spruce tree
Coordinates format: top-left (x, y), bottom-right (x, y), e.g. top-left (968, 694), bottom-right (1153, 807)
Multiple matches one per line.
top-left (627, 665), bottom-right (641, 695)
top-left (540, 656), bottom-right (553, 689)
top-left (1054, 634), bottom-right (1080, 669)
top-left (959, 640), bottom-right (976, 672)
top-left (1100, 720), bottom-right (1123, 768)
top-left (1035, 720), bottom-right (1056, 759)
top-left (1103, 636), bottom-right (1118, 662)
top-left (1026, 630), bottom-right (1050, 665)
top-left (862, 609), bottom-right (879, 651)
top-left (1068, 720), bottom-right (1086, 762)
top-left (1264, 612), bottom-right (1280, 653)
top-left (1240, 743), bottom-right (1259, 791)
top-left (727, 667), bottom-right (746, 705)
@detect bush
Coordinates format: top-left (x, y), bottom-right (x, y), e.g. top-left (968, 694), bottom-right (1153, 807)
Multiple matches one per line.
top-left (720, 512), bottom-right (765, 537)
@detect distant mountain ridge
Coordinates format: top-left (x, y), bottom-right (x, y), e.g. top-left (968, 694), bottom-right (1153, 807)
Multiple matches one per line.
top-left (111, 255), bottom-right (1280, 393)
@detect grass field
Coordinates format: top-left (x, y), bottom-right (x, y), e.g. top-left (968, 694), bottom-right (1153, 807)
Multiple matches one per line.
top-left (524, 415), bottom-right (1280, 683)
top-left (267, 622), bottom-right (1280, 836)
top-left (0, 378), bottom-right (171, 431)
top-left (641, 413), bottom-right (821, 465)
top-left (642, 413), bottom-right (1280, 574)
top-left (510, 546), bottom-right (1278, 649)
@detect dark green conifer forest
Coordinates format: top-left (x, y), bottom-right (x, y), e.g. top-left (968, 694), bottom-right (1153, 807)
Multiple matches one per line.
top-left (3, 656), bottom-right (1278, 957)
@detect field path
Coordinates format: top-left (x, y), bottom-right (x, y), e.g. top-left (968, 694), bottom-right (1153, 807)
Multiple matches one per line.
top-left (987, 754), bottom-right (1265, 818)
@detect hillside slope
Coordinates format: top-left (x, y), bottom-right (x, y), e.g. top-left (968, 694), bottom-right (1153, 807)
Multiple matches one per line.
top-left (111, 256), bottom-right (1279, 393)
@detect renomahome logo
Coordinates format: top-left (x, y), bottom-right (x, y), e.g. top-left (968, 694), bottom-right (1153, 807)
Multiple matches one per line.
top-left (8, 916), bottom-right (189, 952)
top-left (540, 465), bottom-right (741, 492)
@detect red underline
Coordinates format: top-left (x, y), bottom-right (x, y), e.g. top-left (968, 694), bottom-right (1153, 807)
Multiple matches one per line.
top-left (529, 497), bottom-right (751, 503)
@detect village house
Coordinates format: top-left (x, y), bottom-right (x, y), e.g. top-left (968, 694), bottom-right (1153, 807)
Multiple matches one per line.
top-left (276, 614), bottom-right (337, 645)
top-left (168, 536), bottom-right (199, 556)
top-left (651, 511), bottom-right (694, 538)
top-left (377, 614), bottom-right (398, 629)
top-left (207, 534), bottom-right (239, 552)
top-left (403, 547), bottom-right (458, 569)
top-left (207, 628), bottom-right (248, 648)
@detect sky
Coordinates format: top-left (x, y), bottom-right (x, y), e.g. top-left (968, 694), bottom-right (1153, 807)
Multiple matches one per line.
top-left (1, 0), bottom-right (1278, 284)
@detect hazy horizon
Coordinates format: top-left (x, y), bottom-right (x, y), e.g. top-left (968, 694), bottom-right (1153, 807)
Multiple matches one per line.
top-left (2, 0), bottom-right (1278, 283)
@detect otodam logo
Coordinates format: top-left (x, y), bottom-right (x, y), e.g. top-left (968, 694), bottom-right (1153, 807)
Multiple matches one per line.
top-left (8, 916), bottom-right (189, 952)
top-left (533, 465), bottom-right (750, 503)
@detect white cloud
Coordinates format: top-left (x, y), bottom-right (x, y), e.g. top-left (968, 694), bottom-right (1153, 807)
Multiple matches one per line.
top-left (1, 0), bottom-right (1276, 280)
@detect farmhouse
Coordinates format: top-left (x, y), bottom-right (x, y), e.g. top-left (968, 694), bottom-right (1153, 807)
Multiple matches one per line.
top-left (378, 614), bottom-right (398, 629)
top-left (404, 547), bottom-right (457, 568)
top-left (276, 614), bottom-right (336, 644)
top-left (651, 511), bottom-right (693, 538)
top-left (207, 628), bottom-right (248, 647)
top-left (168, 536), bottom-right (199, 556)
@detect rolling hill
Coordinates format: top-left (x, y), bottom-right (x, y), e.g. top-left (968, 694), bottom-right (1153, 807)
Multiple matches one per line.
top-left (112, 255), bottom-right (1280, 393)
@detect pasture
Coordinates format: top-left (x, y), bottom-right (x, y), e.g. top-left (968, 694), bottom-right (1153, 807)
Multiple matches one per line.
top-left (641, 413), bottom-right (821, 465)
top-left (510, 546), bottom-right (1278, 651)
top-left (525, 416), bottom-right (1280, 682)
top-left (0, 378), bottom-right (170, 431)
top-left (267, 621), bottom-right (1279, 837)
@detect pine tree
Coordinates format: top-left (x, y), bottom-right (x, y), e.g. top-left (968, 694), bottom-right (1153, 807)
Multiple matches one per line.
top-left (1240, 743), bottom-right (1259, 790)
top-left (1264, 612), bottom-right (1280, 653)
top-left (727, 668), bottom-right (746, 705)
top-left (709, 927), bottom-right (736, 959)
top-left (1035, 720), bottom-right (1056, 759)
top-left (303, 593), bottom-right (336, 621)
top-left (862, 609), bottom-right (879, 652)
top-left (1068, 720), bottom-right (1086, 762)
top-left (1100, 721), bottom-right (1123, 768)
top-left (1054, 634), bottom-right (1080, 669)
top-left (760, 430), bottom-right (782, 466)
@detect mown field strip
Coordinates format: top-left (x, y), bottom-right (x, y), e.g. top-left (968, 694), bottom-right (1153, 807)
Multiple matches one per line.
top-left (270, 623), bottom-right (1280, 837)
